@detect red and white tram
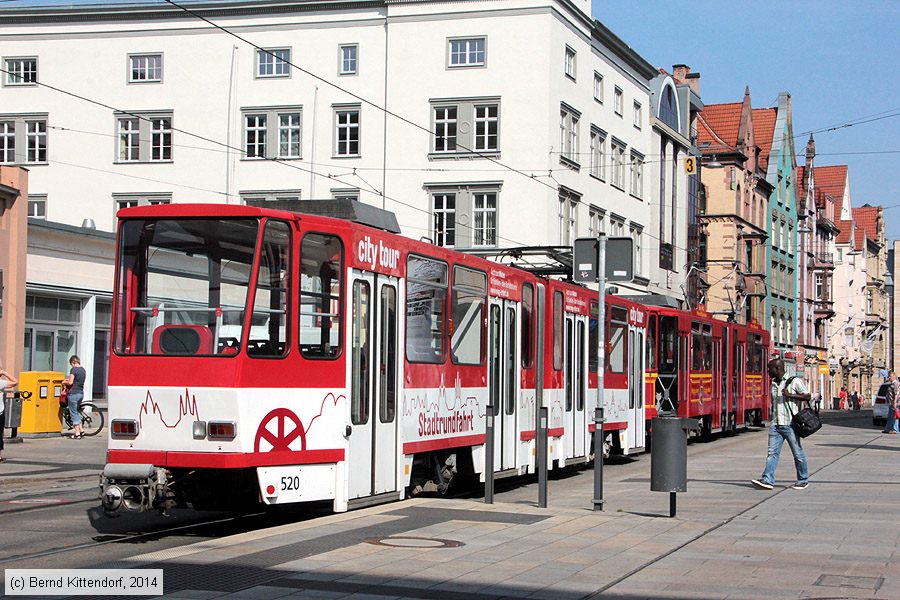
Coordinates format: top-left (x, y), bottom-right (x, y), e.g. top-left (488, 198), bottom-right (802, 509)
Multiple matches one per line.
top-left (99, 204), bottom-right (768, 514)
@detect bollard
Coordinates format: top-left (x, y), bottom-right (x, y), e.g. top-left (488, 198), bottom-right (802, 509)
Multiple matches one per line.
top-left (537, 406), bottom-right (548, 508)
top-left (592, 407), bottom-right (605, 511)
top-left (650, 416), bottom-right (698, 517)
top-left (485, 403), bottom-right (494, 504)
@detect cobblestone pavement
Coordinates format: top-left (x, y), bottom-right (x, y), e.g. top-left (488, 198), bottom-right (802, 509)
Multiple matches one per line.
top-left (4, 410), bottom-right (898, 599)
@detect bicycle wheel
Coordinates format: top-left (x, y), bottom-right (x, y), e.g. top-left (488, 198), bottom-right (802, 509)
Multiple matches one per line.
top-left (79, 403), bottom-right (105, 436)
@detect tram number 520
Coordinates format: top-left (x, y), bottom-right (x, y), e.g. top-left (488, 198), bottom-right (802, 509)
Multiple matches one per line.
top-left (281, 475), bottom-right (301, 491)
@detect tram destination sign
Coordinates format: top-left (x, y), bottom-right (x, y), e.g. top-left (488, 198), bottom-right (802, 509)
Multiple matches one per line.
top-left (572, 236), bottom-right (634, 283)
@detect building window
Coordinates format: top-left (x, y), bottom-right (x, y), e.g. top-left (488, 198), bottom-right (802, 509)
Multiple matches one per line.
top-left (431, 98), bottom-right (500, 156)
top-left (630, 151), bottom-right (644, 198)
top-left (4, 57), bottom-right (37, 86)
top-left (610, 215), bottom-right (625, 237)
top-left (559, 104), bottom-right (580, 166)
top-left (0, 114), bottom-right (48, 165)
top-left (432, 193), bottom-right (456, 248)
top-left (631, 224), bottom-right (643, 276)
top-left (472, 192), bottom-right (497, 247)
top-left (331, 188), bottom-right (359, 202)
top-left (448, 37), bottom-right (485, 68)
top-left (115, 111), bottom-right (173, 163)
top-left (113, 193), bottom-right (171, 214)
top-left (593, 72), bottom-right (603, 103)
top-left (633, 101), bottom-right (642, 129)
top-left (614, 86), bottom-right (623, 116)
top-left (590, 127), bottom-right (606, 180)
top-left (433, 106), bottom-right (457, 152)
top-left (241, 107), bottom-right (303, 160)
top-left (128, 53), bottom-right (162, 83)
top-left (339, 44), bottom-right (358, 75)
top-left (428, 185), bottom-right (500, 248)
top-left (334, 106), bottom-right (360, 157)
top-left (589, 205), bottom-right (605, 237)
top-left (27, 194), bottom-right (47, 219)
top-left (256, 48), bottom-right (291, 78)
top-left (610, 138), bottom-right (626, 189)
top-left (564, 46), bottom-right (576, 80)
top-left (558, 188), bottom-right (580, 245)
top-left (150, 117), bottom-right (172, 161)
top-left (240, 190), bottom-right (301, 206)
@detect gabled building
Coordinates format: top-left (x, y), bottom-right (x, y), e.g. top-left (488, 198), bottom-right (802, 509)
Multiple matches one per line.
top-left (696, 88), bottom-right (771, 325)
top-left (754, 92), bottom-right (799, 372)
top-left (796, 136), bottom-right (839, 399)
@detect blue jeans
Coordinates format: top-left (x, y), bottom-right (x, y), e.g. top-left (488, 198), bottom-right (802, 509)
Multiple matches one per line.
top-left (884, 405), bottom-right (899, 433)
top-left (67, 392), bottom-right (83, 426)
top-left (761, 425), bottom-right (808, 485)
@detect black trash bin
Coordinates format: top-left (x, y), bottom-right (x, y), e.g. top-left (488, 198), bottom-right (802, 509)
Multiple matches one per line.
top-left (832, 397), bottom-right (840, 410)
top-left (651, 416), bottom-right (699, 517)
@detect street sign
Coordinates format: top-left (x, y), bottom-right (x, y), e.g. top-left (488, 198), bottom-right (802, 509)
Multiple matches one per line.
top-left (572, 236), bottom-right (634, 283)
top-left (684, 156), bottom-right (696, 175)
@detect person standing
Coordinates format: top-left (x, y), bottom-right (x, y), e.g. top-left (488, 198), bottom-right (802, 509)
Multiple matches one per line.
top-left (63, 355), bottom-right (86, 439)
top-left (883, 372), bottom-right (899, 434)
top-left (752, 359), bottom-right (811, 490)
top-left (0, 364), bottom-right (19, 462)
top-left (839, 387), bottom-right (847, 410)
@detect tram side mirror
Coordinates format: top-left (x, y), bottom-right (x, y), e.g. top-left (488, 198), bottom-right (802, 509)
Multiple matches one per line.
top-left (345, 425), bottom-right (352, 438)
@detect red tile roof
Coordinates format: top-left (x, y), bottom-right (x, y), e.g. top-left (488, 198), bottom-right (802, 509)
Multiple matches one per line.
top-left (752, 108), bottom-right (777, 170)
top-left (835, 219), bottom-right (853, 245)
top-left (813, 165), bottom-right (848, 218)
top-left (697, 102), bottom-right (742, 153)
top-left (852, 205), bottom-right (881, 251)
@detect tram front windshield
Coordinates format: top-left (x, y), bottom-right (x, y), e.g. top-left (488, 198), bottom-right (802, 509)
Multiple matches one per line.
top-left (114, 218), bottom-right (259, 356)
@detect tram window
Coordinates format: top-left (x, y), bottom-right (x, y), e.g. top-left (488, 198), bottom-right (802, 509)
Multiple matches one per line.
top-left (380, 285), bottom-right (397, 423)
top-left (607, 307), bottom-right (627, 374)
top-left (351, 280), bottom-right (370, 425)
top-left (747, 333), bottom-right (763, 373)
top-left (249, 220), bottom-right (290, 358)
top-left (506, 307), bottom-right (516, 415)
top-left (691, 323), bottom-right (703, 371)
top-left (406, 255), bottom-right (448, 363)
top-left (299, 233), bottom-right (343, 358)
top-left (114, 218), bottom-right (258, 356)
top-left (589, 301), bottom-right (599, 372)
top-left (553, 291), bottom-right (563, 370)
top-left (521, 283), bottom-right (534, 368)
top-left (721, 329), bottom-right (729, 400)
top-left (490, 304), bottom-right (501, 416)
top-left (702, 325), bottom-right (713, 370)
top-left (658, 316), bottom-right (678, 374)
top-left (646, 316), bottom-right (657, 371)
top-left (577, 320), bottom-right (585, 411)
top-left (450, 266), bottom-right (486, 365)
top-left (565, 318), bottom-right (573, 411)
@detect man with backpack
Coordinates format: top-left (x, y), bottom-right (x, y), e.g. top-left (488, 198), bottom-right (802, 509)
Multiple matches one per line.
top-left (751, 358), bottom-right (811, 490)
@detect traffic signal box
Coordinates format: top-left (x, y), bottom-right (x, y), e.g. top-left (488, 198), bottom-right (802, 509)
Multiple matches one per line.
top-left (18, 371), bottom-right (65, 434)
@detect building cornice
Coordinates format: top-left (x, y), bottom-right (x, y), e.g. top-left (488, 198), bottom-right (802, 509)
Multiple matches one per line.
top-left (591, 18), bottom-right (657, 80)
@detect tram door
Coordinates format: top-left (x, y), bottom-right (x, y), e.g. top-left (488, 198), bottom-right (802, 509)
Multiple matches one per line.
top-left (488, 299), bottom-right (518, 471)
top-left (563, 315), bottom-right (587, 458)
top-left (349, 271), bottom-right (400, 499)
top-left (627, 327), bottom-right (646, 450)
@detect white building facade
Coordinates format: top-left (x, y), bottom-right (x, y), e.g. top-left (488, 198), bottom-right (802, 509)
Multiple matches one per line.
top-left (1, 0), bottom-right (666, 396)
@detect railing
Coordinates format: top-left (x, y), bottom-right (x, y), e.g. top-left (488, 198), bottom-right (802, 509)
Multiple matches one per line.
top-left (815, 252), bottom-right (834, 264)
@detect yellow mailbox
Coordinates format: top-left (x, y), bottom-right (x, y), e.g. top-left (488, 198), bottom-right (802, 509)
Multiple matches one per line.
top-left (18, 371), bottom-right (65, 434)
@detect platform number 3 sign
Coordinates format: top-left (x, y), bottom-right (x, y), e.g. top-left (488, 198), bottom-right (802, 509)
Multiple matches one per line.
top-left (684, 157), bottom-right (697, 175)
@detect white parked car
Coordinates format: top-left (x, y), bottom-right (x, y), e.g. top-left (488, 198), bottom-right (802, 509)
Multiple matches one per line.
top-left (872, 383), bottom-right (892, 426)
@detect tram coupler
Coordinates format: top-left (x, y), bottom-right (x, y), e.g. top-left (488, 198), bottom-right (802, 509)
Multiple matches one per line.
top-left (99, 463), bottom-right (171, 514)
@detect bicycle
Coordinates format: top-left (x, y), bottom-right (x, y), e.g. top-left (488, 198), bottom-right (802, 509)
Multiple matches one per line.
top-left (62, 399), bottom-right (105, 437)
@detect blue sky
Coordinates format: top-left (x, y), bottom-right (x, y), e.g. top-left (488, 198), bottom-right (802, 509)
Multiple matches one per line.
top-left (593, 0), bottom-right (900, 242)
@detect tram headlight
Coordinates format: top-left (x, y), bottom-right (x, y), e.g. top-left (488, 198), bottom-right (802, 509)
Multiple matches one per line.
top-left (102, 485), bottom-right (123, 511)
top-left (122, 485), bottom-right (145, 511)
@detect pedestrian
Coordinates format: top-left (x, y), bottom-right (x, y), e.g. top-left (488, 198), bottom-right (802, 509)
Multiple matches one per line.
top-left (850, 390), bottom-right (859, 411)
top-left (882, 372), bottom-right (900, 435)
top-left (62, 355), bottom-right (86, 439)
top-left (0, 364), bottom-right (19, 462)
top-left (751, 358), bottom-right (811, 490)
top-left (839, 387), bottom-right (847, 410)
top-left (813, 391), bottom-right (822, 415)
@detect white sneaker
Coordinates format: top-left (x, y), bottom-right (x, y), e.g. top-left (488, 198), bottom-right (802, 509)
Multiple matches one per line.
top-left (751, 479), bottom-right (774, 490)
top-left (791, 481), bottom-right (809, 490)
